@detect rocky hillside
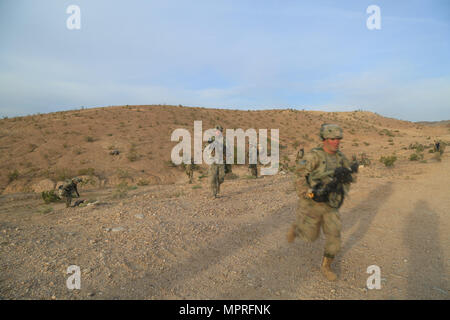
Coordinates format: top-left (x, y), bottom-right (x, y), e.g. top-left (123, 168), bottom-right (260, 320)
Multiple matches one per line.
top-left (0, 105), bottom-right (448, 194)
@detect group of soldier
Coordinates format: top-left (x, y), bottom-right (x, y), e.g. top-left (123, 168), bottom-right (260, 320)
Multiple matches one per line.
top-left (183, 123), bottom-right (358, 280)
top-left (56, 123), bottom-right (445, 282)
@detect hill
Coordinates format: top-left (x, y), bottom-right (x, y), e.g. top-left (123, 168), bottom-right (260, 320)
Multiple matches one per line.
top-left (0, 105), bottom-right (449, 194)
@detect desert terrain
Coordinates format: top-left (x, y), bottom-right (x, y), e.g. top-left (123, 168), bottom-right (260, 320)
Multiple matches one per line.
top-left (0, 105), bottom-right (449, 299)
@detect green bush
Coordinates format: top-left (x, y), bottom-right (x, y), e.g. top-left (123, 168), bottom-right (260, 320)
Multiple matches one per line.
top-left (41, 190), bottom-right (61, 204)
top-left (113, 181), bottom-right (131, 199)
top-left (137, 179), bottom-right (149, 186)
top-left (8, 170), bottom-right (19, 182)
top-left (380, 155), bottom-right (397, 167)
top-left (409, 153), bottom-right (424, 161)
top-left (409, 142), bottom-right (424, 152)
top-left (78, 167), bottom-right (95, 176)
top-left (379, 129), bottom-right (394, 137)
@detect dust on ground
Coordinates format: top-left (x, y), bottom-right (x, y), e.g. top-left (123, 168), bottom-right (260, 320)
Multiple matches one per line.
top-left (1, 153), bottom-right (449, 300)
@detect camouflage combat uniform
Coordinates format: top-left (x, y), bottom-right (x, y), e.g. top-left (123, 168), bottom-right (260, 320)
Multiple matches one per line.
top-left (206, 125), bottom-right (229, 198)
top-left (434, 140), bottom-right (445, 160)
top-left (58, 178), bottom-right (82, 208)
top-left (185, 158), bottom-right (196, 184)
top-left (288, 124), bottom-right (357, 281)
top-left (248, 144), bottom-right (259, 178)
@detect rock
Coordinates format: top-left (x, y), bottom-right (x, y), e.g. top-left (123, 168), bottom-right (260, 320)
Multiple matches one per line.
top-left (32, 179), bottom-right (56, 193)
top-left (2, 180), bottom-right (28, 194)
top-left (135, 214), bottom-right (144, 219)
top-left (77, 175), bottom-right (101, 189)
top-left (112, 227), bottom-right (125, 232)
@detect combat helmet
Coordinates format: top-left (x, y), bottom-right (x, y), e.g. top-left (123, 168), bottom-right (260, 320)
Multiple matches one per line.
top-left (72, 177), bottom-right (83, 184)
top-left (319, 124), bottom-right (343, 140)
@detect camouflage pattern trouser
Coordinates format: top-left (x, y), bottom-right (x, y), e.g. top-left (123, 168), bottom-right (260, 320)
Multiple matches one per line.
top-left (58, 189), bottom-right (73, 208)
top-left (249, 164), bottom-right (257, 177)
top-left (209, 163), bottom-right (225, 197)
top-left (185, 165), bottom-right (193, 183)
top-left (294, 196), bottom-right (342, 258)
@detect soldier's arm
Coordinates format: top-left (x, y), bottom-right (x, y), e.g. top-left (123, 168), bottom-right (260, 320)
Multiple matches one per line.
top-left (341, 154), bottom-right (357, 184)
top-left (294, 151), bottom-right (320, 195)
top-left (74, 184), bottom-right (80, 197)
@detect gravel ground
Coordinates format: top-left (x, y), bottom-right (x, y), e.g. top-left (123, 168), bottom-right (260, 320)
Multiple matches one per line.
top-left (0, 160), bottom-right (449, 300)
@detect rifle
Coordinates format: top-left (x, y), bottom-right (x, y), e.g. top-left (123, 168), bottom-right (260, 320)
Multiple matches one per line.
top-left (306, 166), bottom-right (355, 208)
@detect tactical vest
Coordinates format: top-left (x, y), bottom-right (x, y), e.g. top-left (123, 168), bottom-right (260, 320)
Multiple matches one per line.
top-left (307, 147), bottom-right (345, 185)
top-left (308, 147), bottom-right (347, 208)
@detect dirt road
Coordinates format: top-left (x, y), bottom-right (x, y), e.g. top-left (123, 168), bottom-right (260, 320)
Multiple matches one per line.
top-left (0, 157), bottom-right (449, 300)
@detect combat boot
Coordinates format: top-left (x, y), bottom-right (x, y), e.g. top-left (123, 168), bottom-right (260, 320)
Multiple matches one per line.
top-left (287, 224), bottom-right (297, 243)
top-left (321, 256), bottom-right (337, 281)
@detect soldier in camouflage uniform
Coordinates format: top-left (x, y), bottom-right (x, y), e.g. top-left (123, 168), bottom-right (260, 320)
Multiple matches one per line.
top-left (433, 140), bottom-right (445, 161)
top-left (287, 124), bottom-right (358, 281)
top-left (205, 125), bottom-right (229, 198)
top-left (185, 157), bottom-right (196, 184)
top-left (58, 177), bottom-right (82, 208)
top-left (248, 143), bottom-right (259, 178)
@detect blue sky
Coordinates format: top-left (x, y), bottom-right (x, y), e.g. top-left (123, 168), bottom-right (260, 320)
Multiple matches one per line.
top-left (0, 0), bottom-right (449, 121)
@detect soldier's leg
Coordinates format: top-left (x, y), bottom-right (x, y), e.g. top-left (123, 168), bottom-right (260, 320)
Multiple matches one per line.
top-left (249, 164), bottom-right (257, 177)
top-left (217, 164), bottom-right (225, 194)
top-left (209, 164), bottom-right (219, 197)
top-left (186, 168), bottom-right (193, 183)
top-left (322, 209), bottom-right (342, 258)
top-left (65, 196), bottom-right (72, 208)
top-left (320, 209), bottom-right (342, 281)
top-left (288, 198), bottom-right (323, 243)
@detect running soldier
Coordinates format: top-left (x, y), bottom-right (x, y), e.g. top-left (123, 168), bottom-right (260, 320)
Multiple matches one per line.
top-left (287, 124), bottom-right (358, 281)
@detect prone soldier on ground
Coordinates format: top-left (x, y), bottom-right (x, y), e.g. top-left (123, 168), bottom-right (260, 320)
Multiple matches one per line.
top-left (287, 124), bottom-right (358, 281)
